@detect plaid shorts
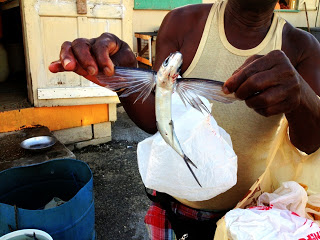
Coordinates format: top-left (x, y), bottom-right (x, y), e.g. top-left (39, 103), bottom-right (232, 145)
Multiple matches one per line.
top-left (144, 201), bottom-right (226, 240)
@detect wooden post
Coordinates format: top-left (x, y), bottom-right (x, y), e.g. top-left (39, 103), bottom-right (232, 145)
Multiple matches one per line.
top-left (304, 2), bottom-right (311, 33)
top-left (148, 37), bottom-right (152, 66)
top-left (76, 0), bottom-right (87, 14)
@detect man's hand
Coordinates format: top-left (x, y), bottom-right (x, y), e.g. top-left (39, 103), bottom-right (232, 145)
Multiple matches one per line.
top-left (48, 33), bottom-right (137, 86)
top-left (48, 32), bottom-right (158, 134)
top-left (224, 50), bottom-right (320, 154)
top-left (223, 50), bottom-right (302, 117)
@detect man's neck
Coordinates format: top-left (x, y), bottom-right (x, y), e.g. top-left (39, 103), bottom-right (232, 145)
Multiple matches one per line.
top-left (224, 0), bottom-right (276, 50)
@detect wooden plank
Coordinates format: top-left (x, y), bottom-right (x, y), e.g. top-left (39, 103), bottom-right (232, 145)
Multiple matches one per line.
top-left (134, 33), bottom-right (152, 40)
top-left (21, 0), bottom-right (42, 107)
top-left (38, 87), bottom-right (117, 100)
top-left (37, 96), bottom-right (120, 107)
top-left (134, 0), bottom-right (202, 10)
top-left (136, 56), bottom-right (152, 66)
top-left (148, 38), bottom-right (152, 65)
top-left (138, 44), bottom-right (149, 56)
top-left (0, 104), bottom-right (109, 133)
top-left (20, 0), bottom-right (33, 104)
top-left (38, 2), bottom-right (123, 19)
top-left (137, 38), bottom-right (141, 53)
top-left (77, 0), bottom-right (87, 14)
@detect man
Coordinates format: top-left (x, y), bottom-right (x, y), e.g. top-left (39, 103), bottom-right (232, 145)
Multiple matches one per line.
top-left (49, 0), bottom-right (320, 239)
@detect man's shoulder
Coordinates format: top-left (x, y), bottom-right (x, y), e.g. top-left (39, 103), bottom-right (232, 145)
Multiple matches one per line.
top-left (282, 22), bottom-right (320, 65)
top-left (284, 22), bottom-right (319, 46)
top-left (170, 3), bottom-right (213, 17)
top-left (155, 3), bottom-right (214, 71)
top-left (164, 3), bottom-right (213, 28)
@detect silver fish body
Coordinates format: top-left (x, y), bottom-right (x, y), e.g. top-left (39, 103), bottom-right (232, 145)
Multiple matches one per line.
top-left (155, 52), bottom-right (184, 158)
top-left (95, 51), bottom-right (237, 187)
top-left (155, 53), bottom-right (200, 186)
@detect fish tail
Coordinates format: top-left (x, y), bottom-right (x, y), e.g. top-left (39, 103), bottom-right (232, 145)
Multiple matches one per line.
top-left (185, 155), bottom-right (198, 169)
top-left (183, 155), bottom-right (202, 187)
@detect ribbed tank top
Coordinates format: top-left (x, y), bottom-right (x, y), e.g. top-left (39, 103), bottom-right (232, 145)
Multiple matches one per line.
top-left (178, 0), bottom-right (287, 210)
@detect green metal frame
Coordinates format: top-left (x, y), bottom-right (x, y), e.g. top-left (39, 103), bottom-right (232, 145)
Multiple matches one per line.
top-left (274, 9), bottom-right (300, 12)
top-left (134, 0), bottom-right (202, 10)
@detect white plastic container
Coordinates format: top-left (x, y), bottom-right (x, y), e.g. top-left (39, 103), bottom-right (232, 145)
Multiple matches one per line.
top-left (0, 229), bottom-right (53, 240)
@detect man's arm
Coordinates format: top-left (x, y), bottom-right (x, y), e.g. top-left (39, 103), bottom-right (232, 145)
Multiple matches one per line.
top-left (49, 4), bottom-right (211, 134)
top-left (223, 28), bottom-right (320, 154)
top-left (48, 15), bottom-right (180, 134)
top-left (285, 29), bottom-right (320, 154)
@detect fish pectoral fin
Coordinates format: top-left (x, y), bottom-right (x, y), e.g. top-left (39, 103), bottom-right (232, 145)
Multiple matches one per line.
top-left (175, 78), bottom-right (237, 114)
top-left (96, 66), bottom-right (157, 103)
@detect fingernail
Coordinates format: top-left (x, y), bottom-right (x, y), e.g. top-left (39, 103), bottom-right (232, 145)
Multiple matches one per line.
top-left (222, 86), bottom-right (230, 94)
top-left (87, 66), bottom-right (96, 75)
top-left (103, 67), bottom-right (113, 76)
top-left (63, 59), bottom-right (71, 68)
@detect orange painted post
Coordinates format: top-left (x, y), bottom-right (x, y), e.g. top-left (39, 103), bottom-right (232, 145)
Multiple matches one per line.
top-left (0, 104), bottom-right (109, 133)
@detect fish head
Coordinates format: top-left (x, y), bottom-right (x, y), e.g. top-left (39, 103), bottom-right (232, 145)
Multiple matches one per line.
top-left (157, 52), bottom-right (183, 88)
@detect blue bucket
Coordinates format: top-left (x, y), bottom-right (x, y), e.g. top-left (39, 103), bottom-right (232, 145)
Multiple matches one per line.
top-left (0, 159), bottom-right (95, 240)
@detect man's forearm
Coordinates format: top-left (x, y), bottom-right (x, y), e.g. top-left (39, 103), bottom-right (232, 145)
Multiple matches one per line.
top-left (118, 92), bottom-right (158, 134)
top-left (286, 81), bottom-right (320, 154)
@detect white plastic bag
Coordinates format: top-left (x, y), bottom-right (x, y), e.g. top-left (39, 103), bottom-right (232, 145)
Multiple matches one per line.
top-left (137, 93), bottom-right (237, 201)
top-left (257, 181), bottom-right (308, 217)
top-left (225, 207), bottom-right (320, 240)
top-left (225, 181), bottom-right (320, 240)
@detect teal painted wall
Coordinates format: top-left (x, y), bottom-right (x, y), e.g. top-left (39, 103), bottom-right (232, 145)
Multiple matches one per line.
top-left (134, 0), bottom-right (202, 10)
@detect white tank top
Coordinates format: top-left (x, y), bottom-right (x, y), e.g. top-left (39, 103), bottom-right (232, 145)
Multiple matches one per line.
top-left (178, 0), bottom-right (287, 210)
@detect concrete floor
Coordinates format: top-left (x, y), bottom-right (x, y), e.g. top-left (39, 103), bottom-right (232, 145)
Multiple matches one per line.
top-left (0, 74), bottom-right (31, 112)
top-left (73, 105), bottom-right (152, 240)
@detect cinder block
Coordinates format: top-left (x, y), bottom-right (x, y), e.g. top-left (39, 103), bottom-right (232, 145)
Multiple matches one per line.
top-left (93, 122), bottom-right (111, 139)
top-left (53, 125), bottom-right (92, 145)
top-left (108, 103), bottom-right (117, 122)
top-left (74, 136), bottom-right (112, 149)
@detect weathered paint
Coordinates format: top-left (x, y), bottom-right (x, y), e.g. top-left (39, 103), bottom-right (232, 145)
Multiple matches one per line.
top-left (20, 0), bottom-right (132, 107)
top-left (0, 104), bottom-right (109, 133)
top-left (134, 0), bottom-right (202, 10)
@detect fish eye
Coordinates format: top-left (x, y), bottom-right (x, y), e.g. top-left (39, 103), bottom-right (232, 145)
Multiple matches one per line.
top-left (163, 57), bottom-right (170, 67)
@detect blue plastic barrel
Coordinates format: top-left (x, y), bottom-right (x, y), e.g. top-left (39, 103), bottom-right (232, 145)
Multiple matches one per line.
top-left (0, 159), bottom-right (95, 240)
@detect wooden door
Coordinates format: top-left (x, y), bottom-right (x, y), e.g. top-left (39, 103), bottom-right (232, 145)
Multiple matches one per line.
top-left (20, 0), bottom-right (133, 107)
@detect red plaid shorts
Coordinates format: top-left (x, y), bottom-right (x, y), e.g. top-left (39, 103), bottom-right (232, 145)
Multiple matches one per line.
top-left (144, 201), bottom-right (225, 240)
